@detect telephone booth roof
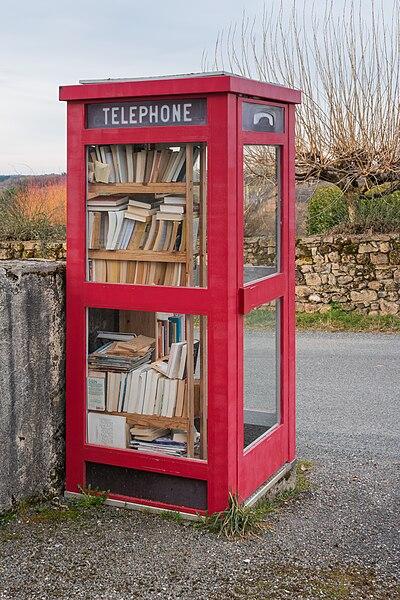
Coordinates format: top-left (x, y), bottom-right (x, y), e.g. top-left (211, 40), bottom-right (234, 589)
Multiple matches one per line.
top-left (59, 71), bottom-right (301, 104)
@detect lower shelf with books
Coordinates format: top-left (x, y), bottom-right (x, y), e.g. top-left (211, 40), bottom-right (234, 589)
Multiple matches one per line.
top-left (86, 308), bottom-right (207, 460)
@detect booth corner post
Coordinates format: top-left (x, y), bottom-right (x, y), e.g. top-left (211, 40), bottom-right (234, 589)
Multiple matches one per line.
top-left (59, 72), bottom-right (301, 516)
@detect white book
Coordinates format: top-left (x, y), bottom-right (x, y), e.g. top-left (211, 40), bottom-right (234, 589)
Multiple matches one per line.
top-left (105, 149), bottom-right (116, 183)
top-left (120, 219), bottom-right (135, 249)
top-left (135, 150), bottom-right (147, 183)
top-left (137, 367), bottom-right (150, 414)
top-left (162, 150), bottom-right (179, 182)
top-left (99, 146), bottom-right (107, 163)
top-left (93, 161), bottom-right (110, 184)
top-left (126, 364), bottom-right (148, 413)
top-left (164, 196), bottom-right (186, 206)
top-left (168, 342), bottom-right (187, 379)
top-left (154, 377), bottom-right (165, 415)
top-left (87, 204), bottom-right (128, 212)
top-left (110, 211), bottom-right (126, 250)
top-left (87, 212), bottom-right (95, 249)
top-left (161, 379), bottom-right (171, 417)
top-left (143, 370), bottom-right (161, 415)
top-left (117, 373), bottom-right (127, 412)
top-left (159, 205), bottom-right (185, 214)
top-left (143, 215), bottom-right (158, 250)
top-left (124, 212), bottom-right (149, 223)
top-left (126, 144), bottom-right (134, 182)
top-left (156, 212), bottom-right (184, 221)
top-left (122, 371), bottom-right (132, 412)
top-left (166, 379), bottom-right (179, 417)
top-left (177, 343), bottom-right (187, 379)
top-left (111, 146), bottom-right (120, 183)
top-left (171, 149), bottom-right (186, 182)
top-left (117, 145), bottom-right (128, 183)
top-left (87, 413), bottom-right (128, 449)
top-left (87, 371), bottom-right (106, 411)
top-left (88, 196), bottom-right (129, 207)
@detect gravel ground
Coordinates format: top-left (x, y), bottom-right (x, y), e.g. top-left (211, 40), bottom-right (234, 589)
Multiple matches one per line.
top-left (1, 332), bottom-right (399, 599)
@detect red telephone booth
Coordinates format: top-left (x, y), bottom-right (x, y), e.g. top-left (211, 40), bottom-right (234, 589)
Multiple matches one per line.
top-left (60, 72), bottom-right (300, 516)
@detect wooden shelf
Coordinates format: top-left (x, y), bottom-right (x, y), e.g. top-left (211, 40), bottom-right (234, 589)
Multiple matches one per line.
top-left (88, 249), bottom-right (186, 263)
top-left (88, 182), bottom-right (187, 198)
top-left (105, 411), bottom-right (189, 430)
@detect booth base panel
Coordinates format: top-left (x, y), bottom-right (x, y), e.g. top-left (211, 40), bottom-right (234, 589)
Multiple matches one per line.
top-left (84, 462), bottom-right (207, 511)
top-left (64, 460), bottom-right (296, 520)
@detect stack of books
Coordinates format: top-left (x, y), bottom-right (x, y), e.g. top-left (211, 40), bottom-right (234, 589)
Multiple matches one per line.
top-left (129, 428), bottom-right (188, 457)
top-left (87, 193), bottom-right (199, 286)
top-left (87, 340), bottom-right (188, 418)
top-left (88, 145), bottom-right (200, 185)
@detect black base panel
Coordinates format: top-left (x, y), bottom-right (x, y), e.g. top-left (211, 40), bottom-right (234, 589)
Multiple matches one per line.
top-left (86, 462), bottom-right (207, 510)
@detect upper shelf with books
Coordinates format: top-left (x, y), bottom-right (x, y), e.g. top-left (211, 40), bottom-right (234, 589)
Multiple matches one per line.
top-left (88, 144), bottom-right (201, 186)
top-left (86, 142), bottom-right (207, 288)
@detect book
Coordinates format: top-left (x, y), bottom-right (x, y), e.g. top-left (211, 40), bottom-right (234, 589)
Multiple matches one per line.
top-left (111, 146), bottom-right (120, 183)
top-left (156, 212), bottom-right (184, 221)
top-left (87, 196), bottom-right (129, 210)
top-left (130, 426), bottom-right (169, 441)
top-left (164, 196), bottom-right (186, 206)
top-left (117, 145), bottom-right (128, 182)
top-left (126, 144), bottom-right (134, 182)
top-left (160, 205), bottom-right (185, 214)
top-left (87, 371), bottom-right (106, 411)
top-left (174, 380), bottom-right (186, 417)
top-left (97, 331), bottom-right (136, 342)
top-left (93, 161), bottom-right (110, 184)
top-left (87, 413), bottom-right (128, 448)
top-left (151, 342), bottom-right (187, 380)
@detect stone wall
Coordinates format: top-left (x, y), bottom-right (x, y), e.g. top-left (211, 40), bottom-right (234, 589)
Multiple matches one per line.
top-left (0, 260), bottom-right (65, 512)
top-left (0, 240), bottom-right (66, 260)
top-left (245, 233), bottom-right (400, 315)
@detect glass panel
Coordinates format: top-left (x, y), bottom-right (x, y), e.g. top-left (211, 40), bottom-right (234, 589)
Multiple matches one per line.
top-left (243, 301), bottom-right (280, 449)
top-left (243, 145), bottom-right (280, 284)
top-left (86, 143), bottom-right (207, 287)
top-left (86, 308), bottom-right (207, 460)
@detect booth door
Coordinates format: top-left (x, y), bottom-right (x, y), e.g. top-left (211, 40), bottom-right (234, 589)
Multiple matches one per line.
top-left (237, 100), bottom-right (296, 500)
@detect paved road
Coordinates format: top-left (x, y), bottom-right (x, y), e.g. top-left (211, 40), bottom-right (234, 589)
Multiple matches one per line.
top-left (0, 332), bottom-right (399, 599)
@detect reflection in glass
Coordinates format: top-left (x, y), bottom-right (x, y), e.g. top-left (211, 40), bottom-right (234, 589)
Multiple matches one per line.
top-left (243, 301), bottom-right (280, 448)
top-left (243, 145), bottom-right (280, 283)
top-left (86, 308), bottom-right (207, 460)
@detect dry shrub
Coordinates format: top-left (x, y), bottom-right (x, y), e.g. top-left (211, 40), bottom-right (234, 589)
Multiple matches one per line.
top-left (16, 176), bottom-right (66, 225)
top-left (0, 175), bottom-right (66, 241)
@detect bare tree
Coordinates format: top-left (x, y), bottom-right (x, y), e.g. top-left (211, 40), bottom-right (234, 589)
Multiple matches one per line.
top-left (203, 0), bottom-right (400, 221)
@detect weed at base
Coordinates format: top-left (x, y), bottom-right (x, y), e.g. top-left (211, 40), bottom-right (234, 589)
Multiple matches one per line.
top-left (0, 486), bottom-right (108, 528)
top-left (200, 459), bottom-right (313, 539)
top-left (159, 510), bottom-right (184, 523)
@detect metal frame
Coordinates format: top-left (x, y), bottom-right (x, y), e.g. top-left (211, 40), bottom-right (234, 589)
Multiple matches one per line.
top-left (60, 73), bottom-right (299, 515)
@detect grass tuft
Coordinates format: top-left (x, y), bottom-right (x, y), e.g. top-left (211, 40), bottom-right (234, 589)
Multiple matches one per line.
top-left (0, 486), bottom-right (108, 527)
top-left (200, 460), bottom-right (313, 539)
top-left (159, 510), bottom-right (183, 523)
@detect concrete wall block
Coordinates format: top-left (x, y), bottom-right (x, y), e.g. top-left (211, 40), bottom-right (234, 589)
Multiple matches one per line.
top-left (0, 260), bottom-right (65, 512)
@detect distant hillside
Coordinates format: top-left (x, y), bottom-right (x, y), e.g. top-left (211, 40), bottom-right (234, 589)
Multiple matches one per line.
top-left (0, 174), bottom-right (66, 189)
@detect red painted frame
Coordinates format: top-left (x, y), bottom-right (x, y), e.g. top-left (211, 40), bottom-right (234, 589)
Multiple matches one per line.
top-left (60, 74), bottom-right (300, 515)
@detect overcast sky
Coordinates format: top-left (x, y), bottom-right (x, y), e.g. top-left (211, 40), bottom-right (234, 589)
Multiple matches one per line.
top-left (0, 0), bottom-right (394, 175)
top-left (0, 0), bottom-right (263, 174)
